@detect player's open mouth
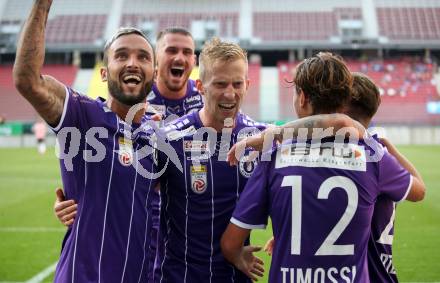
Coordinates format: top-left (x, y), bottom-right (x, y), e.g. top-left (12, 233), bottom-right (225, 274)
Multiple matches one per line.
top-left (122, 74), bottom-right (142, 87)
top-left (219, 103), bottom-right (236, 110)
top-left (170, 67), bottom-right (184, 78)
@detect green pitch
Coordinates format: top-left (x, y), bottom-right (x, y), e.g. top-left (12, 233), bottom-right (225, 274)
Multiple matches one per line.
top-left (0, 146), bottom-right (439, 282)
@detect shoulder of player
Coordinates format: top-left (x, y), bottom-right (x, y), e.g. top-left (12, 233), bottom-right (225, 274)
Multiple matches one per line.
top-left (159, 113), bottom-right (198, 141)
top-left (66, 87), bottom-right (106, 110)
top-left (146, 84), bottom-right (162, 102)
top-left (184, 81), bottom-right (203, 103)
top-left (236, 112), bottom-right (267, 130)
top-left (238, 113), bottom-right (268, 130)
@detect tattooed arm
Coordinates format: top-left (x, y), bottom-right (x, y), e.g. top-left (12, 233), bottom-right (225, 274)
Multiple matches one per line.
top-left (13, 0), bottom-right (66, 126)
top-left (227, 114), bottom-right (366, 165)
top-left (273, 113), bottom-right (366, 143)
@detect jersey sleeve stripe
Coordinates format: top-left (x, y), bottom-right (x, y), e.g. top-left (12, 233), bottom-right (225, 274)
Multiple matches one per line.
top-left (50, 86), bottom-right (70, 132)
top-left (397, 174), bottom-right (413, 203)
top-left (230, 217), bottom-right (266, 230)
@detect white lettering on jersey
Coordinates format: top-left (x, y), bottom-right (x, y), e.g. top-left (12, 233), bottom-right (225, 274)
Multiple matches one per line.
top-left (280, 266), bottom-right (356, 283)
top-left (276, 142), bottom-right (366, 172)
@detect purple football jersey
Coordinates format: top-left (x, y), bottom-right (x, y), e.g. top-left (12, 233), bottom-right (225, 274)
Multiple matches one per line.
top-left (232, 138), bottom-right (412, 283)
top-left (368, 196), bottom-right (399, 283)
top-left (368, 138), bottom-right (404, 283)
top-left (52, 87), bottom-right (158, 282)
top-left (147, 79), bottom-right (203, 118)
top-left (155, 111), bottom-right (266, 283)
top-left (146, 80), bottom-right (204, 282)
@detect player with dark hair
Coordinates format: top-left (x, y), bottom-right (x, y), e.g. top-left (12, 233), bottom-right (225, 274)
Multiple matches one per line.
top-left (349, 72), bottom-right (424, 283)
top-left (148, 27), bottom-right (200, 119)
top-left (147, 26), bottom-right (202, 281)
top-left (52, 39), bottom-right (365, 282)
top-left (221, 53), bottom-right (425, 282)
top-left (13, 1), bottom-right (160, 281)
top-left (53, 26), bottom-right (203, 280)
top-left (259, 72), bottom-right (425, 282)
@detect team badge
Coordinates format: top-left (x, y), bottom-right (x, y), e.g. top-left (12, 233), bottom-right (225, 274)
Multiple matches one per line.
top-left (191, 165), bottom-right (207, 194)
top-left (167, 105), bottom-right (181, 115)
top-left (118, 137), bottom-right (133, 166)
top-left (239, 158), bottom-right (258, 178)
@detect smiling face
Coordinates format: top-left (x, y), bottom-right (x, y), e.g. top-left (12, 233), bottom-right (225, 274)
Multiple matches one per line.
top-left (155, 33), bottom-right (196, 95)
top-left (197, 58), bottom-right (249, 128)
top-left (101, 33), bottom-right (155, 106)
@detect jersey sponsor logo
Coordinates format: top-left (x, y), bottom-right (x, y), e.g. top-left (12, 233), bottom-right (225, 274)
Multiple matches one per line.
top-left (276, 142), bottom-right (366, 172)
top-left (148, 104), bottom-right (166, 115)
top-left (184, 140), bottom-right (209, 152)
top-left (239, 158), bottom-right (258, 178)
top-left (191, 165), bottom-right (207, 194)
top-left (118, 137), bottom-right (133, 166)
top-left (185, 95), bottom-right (202, 103)
top-left (166, 126), bottom-right (197, 141)
top-left (187, 108), bottom-right (200, 115)
top-left (237, 129), bottom-right (262, 141)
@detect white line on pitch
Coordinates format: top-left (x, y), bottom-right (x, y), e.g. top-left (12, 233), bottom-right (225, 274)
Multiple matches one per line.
top-left (0, 227), bottom-right (65, 232)
top-left (24, 261), bottom-right (58, 283)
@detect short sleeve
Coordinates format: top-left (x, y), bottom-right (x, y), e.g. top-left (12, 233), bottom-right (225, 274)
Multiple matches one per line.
top-left (378, 150), bottom-right (412, 203)
top-left (231, 160), bottom-right (271, 229)
top-left (49, 86), bottom-right (84, 133)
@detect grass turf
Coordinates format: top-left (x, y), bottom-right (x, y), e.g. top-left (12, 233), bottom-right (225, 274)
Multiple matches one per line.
top-left (0, 146), bottom-right (439, 282)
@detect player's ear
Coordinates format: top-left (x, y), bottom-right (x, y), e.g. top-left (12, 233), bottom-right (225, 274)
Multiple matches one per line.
top-left (196, 79), bottom-right (205, 95)
top-left (245, 78), bottom-right (250, 91)
top-left (299, 89), bottom-right (308, 108)
top-left (100, 67), bottom-right (107, 82)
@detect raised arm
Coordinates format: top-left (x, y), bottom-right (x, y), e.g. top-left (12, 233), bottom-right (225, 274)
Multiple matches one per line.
top-left (380, 138), bottom-right (426, 202)
top-left (273, 113), bottom-right (365, 142)
top-left (13, 0), bottom-right (66, 126)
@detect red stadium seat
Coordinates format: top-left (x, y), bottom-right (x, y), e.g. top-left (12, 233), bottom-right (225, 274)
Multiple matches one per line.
top-left (0, 65), bottom-right (78, 121)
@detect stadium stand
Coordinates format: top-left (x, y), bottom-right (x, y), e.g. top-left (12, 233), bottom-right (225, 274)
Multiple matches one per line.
top-left (1, 0), bottom-right (439, 125)
top-left (377, 7), bottom-right (440, 41)
top-left (120, 13), bottom-right (239, 40)
top-left (46, 15), bottom-right (107, 44)
top-left (253, 11), bottom-right (337, 41)
top-left (86, 63), bottom-right (108, 100)
top-left (277, 59), bottom-right (440, 124)
top-left (241, 63), bottom-right (261, 120)
top-left (277, 61), bottom-right (297, 120)
top-left (0, 65), bottom-right (77, 121)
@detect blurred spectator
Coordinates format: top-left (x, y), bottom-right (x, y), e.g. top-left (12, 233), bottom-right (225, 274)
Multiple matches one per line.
top-left (33, 118), bottom-right (47, 154)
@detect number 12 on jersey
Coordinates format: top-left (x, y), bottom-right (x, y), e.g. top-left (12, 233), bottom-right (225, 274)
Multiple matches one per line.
top-left (282, 175), bottom-right (358, 256)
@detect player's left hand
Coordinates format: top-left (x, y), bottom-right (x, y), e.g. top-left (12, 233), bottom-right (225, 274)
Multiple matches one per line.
top-left (236, 245), bottom-right (265, 281)
top-left (227, 137), bottom-right (261, 167)
top-left (151, 113), bottom-right (163, 122)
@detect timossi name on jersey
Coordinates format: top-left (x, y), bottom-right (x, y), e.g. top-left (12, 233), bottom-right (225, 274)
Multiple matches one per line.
top-left (232, 137), bottom-right (412, 283)
top-left (155, 111), bottom-right (266, 283)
